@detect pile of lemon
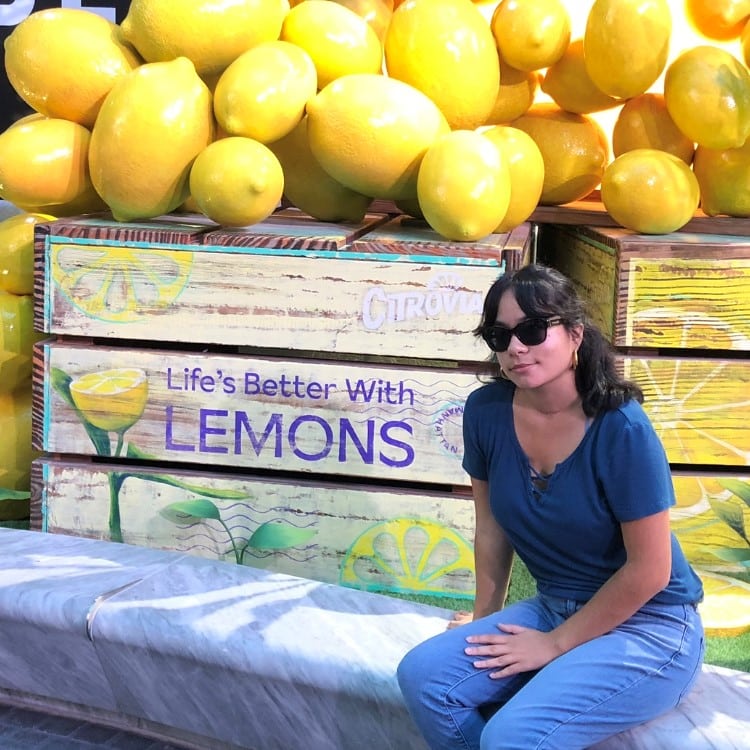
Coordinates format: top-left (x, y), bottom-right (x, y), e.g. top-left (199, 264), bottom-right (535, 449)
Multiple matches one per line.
top-left (2, 0), bottom-right (750, 239)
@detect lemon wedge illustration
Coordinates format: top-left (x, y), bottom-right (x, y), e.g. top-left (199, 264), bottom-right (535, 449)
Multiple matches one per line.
top-left (340, 518), bottom-right (475, 598)
top-left (69, 368), bottom-right (148, 432)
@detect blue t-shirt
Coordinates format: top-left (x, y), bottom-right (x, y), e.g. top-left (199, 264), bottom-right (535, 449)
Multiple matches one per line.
top-left (462, 380), bottom-right (703, 605)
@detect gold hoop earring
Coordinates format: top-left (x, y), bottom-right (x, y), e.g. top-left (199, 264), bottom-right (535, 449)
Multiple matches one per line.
top-left (571, 350), bottom-right (579, 370)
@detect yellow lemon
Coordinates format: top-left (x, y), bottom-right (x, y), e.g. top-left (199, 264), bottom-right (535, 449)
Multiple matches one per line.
top-left (612, 93), bottom-right (695, 165)
top-left (384, 0), bottom-right (499, 130)
top-left (0, 387), bottom-right (34, 491)
top-left (189, 137), bottom-right (284, 227)
top-left (693, 139), bottom-right (750, 217)
top-left (584, 0), bottom-right (672, 99)
top-left (280, 0), bottom-right (382, 90)
top-left (483, 56), bottom-right (539, 125)
top-left (16, 190), bottom-right (107, 219)
top-left (214, 41), bottom-right (317, 144)
top-left (3, 8), bottom-right (141, 128)
top-left (327, 0), bottom-right (394, 41)
top-left (89, 57), bottom-right (214, 222)
top-left (686, 0), bottom-right (750, 41)
top-left (739, 23), bottom-right (750, 82)
top-left (121, 0), bottom-right (285, 78)
top-left (482, 126), bottom-right (545, 233)
top-left (541, 39), bottom-right (621, 115)
top-left (417, 130), bottom-right (511, 242)
top-left (0, 118), bottom-right (98, 210)
top-left (600, 148), bottom-right (699, 234)
top-left (664, 45), bottom-right (750, 150)
top-left (0, 213), bottom-right (55, 296)
top-left (69, 368), bottom-right (149, 433)
top-left (306, 73), bottom-right (450, 200)
top-left (512, 103), bottom-right (609, 205)
top-left (269, 116), bottom-right (372, 222)
top-left (0, 290), bottom-right (34, 395)
top-left (490, 0), bottom-right (570, 72)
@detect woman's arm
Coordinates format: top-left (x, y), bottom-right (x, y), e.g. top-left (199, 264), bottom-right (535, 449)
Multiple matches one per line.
top-left (548, 508), bottom-right (673, 654)
top-left (465, 508), bottom-right (673, 676)
top-left (471, 477), bottom-right (515, 619)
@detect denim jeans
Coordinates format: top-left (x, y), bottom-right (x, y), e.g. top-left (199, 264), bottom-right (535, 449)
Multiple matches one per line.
top-left (397, 594), bottom-right (705, 750)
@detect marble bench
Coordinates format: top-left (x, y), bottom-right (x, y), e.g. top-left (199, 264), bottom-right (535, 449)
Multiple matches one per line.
top-left (0, 528), bottom-right (747, 750)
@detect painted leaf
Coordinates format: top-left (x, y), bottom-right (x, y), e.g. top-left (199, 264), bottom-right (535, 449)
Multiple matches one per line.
top-left (720, 479), bottom-right (750, 509)
top-left (708, 497), bottom-right (748, 542)
top-left (161, 499), bottom-right (222, 522)
top-left (248, 521), bottom-right (316, 550)
top-left (710, 547), bottom-right (750, 564)
top-left (0, 489), bottom-right (30, 502)
top-left (127, 470), bottom-right (250, 500)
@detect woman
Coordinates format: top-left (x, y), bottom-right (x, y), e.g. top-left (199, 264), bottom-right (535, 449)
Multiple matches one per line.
top-left (397, 264), bottom-right (704, 750)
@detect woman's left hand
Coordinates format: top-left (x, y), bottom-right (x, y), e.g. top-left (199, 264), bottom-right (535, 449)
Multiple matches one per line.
top-left (465, 624), bottom-right (561, 678)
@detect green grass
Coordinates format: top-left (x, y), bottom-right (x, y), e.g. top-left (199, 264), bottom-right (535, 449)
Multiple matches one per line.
top-left (388, 558), bottom-right (749, 673)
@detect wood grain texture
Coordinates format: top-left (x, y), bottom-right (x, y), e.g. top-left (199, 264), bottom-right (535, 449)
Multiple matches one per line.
top-left (35, 214), bottom-right (532, 361)
top-left (544, 224), bottom-right (750, 351)
top-left (35, 341), bottom-right (476, 486)
top-left (531, 194), bottom-right (750, 237)
top-left (617, 353), bottom-right (750, 467)
top-left (33, 456), bottom-right (476, 599)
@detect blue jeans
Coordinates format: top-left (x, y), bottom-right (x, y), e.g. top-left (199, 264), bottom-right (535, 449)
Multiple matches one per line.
top-left (397, 594), bottom-right (704, 750)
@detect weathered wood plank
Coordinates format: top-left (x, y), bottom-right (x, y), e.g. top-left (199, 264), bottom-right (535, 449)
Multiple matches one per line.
top-left (32, 456), bottom-right (476, 600)
top-left (532, 193), bottom-right (750, 236)
top-left (34, 341), bottom-right (476, 486)
top-left (542, 224), bottom-right (750, 351)
top-left (34, 212), bottom-right (531, 361)
top-left (617, 354), bottom-right (750, 468)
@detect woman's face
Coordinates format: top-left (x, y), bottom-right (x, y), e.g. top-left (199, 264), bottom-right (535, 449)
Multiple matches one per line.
top-left (494, 290), bottom-right (582, 389)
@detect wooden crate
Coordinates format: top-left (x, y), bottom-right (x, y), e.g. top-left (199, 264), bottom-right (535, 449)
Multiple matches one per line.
top-left (31, 456), bottom-right (476, 600)
top-left (33, 340), bottom-right (476, 487)
top-left (31, 458), bottom-right (750, 606)
top-left (34, 210), bottom-right (533, 362)
top-left (541, 224), bottom-right (750, 351)
top-left (617, 353), bottom-right (750, 468)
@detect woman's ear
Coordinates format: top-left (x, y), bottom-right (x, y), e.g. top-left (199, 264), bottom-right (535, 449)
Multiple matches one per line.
top-left (571, 324), bottom-right (585, 348)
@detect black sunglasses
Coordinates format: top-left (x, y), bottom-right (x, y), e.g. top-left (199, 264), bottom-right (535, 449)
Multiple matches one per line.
top-left (481, 316), bottom-right (564, 352)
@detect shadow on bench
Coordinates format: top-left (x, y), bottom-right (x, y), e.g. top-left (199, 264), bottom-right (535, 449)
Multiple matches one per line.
top-left (0, 529), bottom-right (747, 750)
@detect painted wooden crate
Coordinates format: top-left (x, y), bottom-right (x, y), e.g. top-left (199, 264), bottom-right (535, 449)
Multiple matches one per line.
top-left (34, 340), bottom-right (750, 481)
top-left (540, 224), bottom-right (750, 351)
top-left (31, 457), bottom-right (477, 600)
top-left (617, 353), bottom-right (750, 469)
top-left (30, 457), bottom-right (750, 631)
top-left (34, 209), bottom-right (533, 362)
top-left (33, 340), bottom-right (476, 487)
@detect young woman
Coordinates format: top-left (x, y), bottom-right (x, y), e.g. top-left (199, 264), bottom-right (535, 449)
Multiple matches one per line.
top-left (397, 264), bottom-right (704, 750)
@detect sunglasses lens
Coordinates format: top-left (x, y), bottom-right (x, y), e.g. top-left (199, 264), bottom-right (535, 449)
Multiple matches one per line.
top-left (482, 318), bottom-right (555, 352)
top-left (516, 319), bottom-right (548, 346)
top-left (483, 328), bottom-right (510, 351)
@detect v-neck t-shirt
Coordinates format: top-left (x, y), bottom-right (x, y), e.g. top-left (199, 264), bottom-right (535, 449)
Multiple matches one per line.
top-left (462, 379), bottom-right (703, 605)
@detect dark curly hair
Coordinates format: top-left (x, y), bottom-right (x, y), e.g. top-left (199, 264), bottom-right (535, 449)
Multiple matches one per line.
top-left (474, 263), bottom-right (643, 416)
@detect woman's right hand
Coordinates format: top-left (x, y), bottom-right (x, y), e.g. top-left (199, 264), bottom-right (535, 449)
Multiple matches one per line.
top-left (447, 610), bottom-right (474, 630)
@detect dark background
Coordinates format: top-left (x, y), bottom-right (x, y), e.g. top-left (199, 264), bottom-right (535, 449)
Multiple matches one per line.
top-left (1, 0), bottom-right (133, 131)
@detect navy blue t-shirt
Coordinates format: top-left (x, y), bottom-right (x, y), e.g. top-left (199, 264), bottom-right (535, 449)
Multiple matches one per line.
top-left (462, 380), bottom-right (703, 605)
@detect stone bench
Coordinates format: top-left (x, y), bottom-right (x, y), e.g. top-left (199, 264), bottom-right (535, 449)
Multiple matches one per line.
top-left (0, 528), bottom-right (747, 750)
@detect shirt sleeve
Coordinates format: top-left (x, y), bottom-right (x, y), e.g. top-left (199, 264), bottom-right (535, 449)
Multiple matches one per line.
top-left (597, 406), bottom-right (676, 522)
top-left (462, 389), bottom-right (489, 481)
